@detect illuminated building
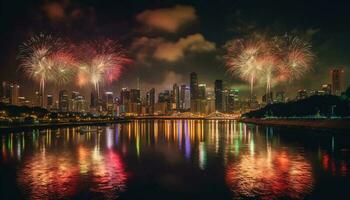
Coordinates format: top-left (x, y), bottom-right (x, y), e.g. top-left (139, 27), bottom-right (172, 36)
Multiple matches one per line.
top-left (331, 68), bottom-right (344, 96)
top-left (190, 72), bottom-right (199, 100)
top-left (222, 89), bottom-right (229, 113)
top-left (1, 81), bottom-right (11, 103)
top-left (18, 96), bottom-right (31, 106)
top-left (58, 90), bottom-right (69, 112)
top-left (215, 80), bottom-right (223, 112)
top-left (206, 96), bottom-right (215, 114)
top-left (146, 88), bottom-right (155, 114)
top-left (158, 90), bottom-right (171, 113)
top-left (104, 92), bottom-right (114, 113)
top-left (47, 95), bottom-right (53, 110)
top-left (130, 89), bottom-right (141, 103)
top-left (130, 89), bottom-right (141, 114)
top-left (180, 85), bottom-right (190, 111)
top-left (34, 90), bottom-right (43, 107)
top-left (69, 91), bottom-right (79, 112)
top-left (227, 89), bottom-right (238, 113)
top-left (172, 83), bottom-right (180, 110)
top-left (120, 88), bottom-right (130, 113)
top-left (75, 95), bottom-right (87, 113)
top-left (10, 83), bottom-right (19, 105)
top-left (90, 90), bottom-right (99, 110)
top-left (198, 84), bottom-right (206, 100)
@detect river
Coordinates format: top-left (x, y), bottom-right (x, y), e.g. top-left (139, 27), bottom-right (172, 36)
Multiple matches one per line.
top-left (0, 120), bottom-right (349, 199)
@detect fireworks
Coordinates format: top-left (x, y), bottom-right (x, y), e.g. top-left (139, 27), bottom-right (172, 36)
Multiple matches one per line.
top-left (76, 39), bottom-right (130, 94)
top-left (52, 51), bottom-right (77, 87)
top-left (225, 35), bottom-right (270, 96)
top-left (225, 33), bottom-right (314, 99)
top-left (282, 36), bottom-right (314, 80)
top-left (18, 33), bottom-right (67, 106)
top-left (18, 34), bottom-right (130, 102)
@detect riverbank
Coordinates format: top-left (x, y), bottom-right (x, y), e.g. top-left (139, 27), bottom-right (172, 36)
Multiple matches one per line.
top-left (0, 119), bottom-right (131, 132)
top-left (240, 118), bottom-right (350, 131)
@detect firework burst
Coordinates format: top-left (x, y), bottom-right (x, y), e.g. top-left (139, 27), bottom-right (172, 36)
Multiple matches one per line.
top-left (18, 33), bottom-right (66, 106)
top-left (225, 37), bottom-right (266, 97)
top-left (76, 38), bottom-right (130, 95)
top-left (282, 36), bottom-right (314, 80)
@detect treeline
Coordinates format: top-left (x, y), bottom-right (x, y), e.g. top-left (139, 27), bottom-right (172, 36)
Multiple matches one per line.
top-left (244, 92), bottom-right (350, 118)
top-left (0, 103), bottom-right (48, 117)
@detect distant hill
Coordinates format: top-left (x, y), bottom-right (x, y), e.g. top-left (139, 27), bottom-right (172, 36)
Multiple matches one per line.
top-left (243, 95), bottom-right (350, 118)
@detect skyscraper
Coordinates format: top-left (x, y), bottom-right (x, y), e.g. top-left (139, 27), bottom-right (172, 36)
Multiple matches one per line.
top-left (47, 95), bottom-right (53, 110)
top-left (120, 88), bottom-right (130, 104)
top-left (104, 91), bottom-right (114, 113)
top-left (130, 89), bottom-right (141, 103)
top-left (331, 68), bottom-right (345, 96)
top-left (59, 90), bottom-right (69, 112)
top-left (222, 89), bottom-right (229, 113)
top-left (172, 83), bottom-right (180, 110)
top-left (180, 85), bottom-right (190, 110)
top-left (198, 84), bottom-right (206, 99)
top-left (190, 72), bottom-right (198, 100)
top-left (1, 81), bottom-right (10, 103)
top-left (90, 90), bottom-right (99, 108)
top-left (146, 88), bottom-right (155, 114)
top-left (10, 83), bottom-right (19, 105)
top-left (214, 80), bottom-right (223, 112)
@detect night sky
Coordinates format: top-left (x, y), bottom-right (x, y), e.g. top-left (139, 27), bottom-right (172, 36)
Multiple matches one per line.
top-left (1, 0), bottom-right (350, 100)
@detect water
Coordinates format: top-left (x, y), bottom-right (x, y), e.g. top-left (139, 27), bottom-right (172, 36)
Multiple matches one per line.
top-left (0, 120), bottom-right (349, 199)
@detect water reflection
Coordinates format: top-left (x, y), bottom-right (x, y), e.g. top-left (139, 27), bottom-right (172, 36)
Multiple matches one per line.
top-left (0, 120), bottom-right (349, 199)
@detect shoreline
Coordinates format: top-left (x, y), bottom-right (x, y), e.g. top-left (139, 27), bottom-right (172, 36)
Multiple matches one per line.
top-left (0, 119), bottom-right (131, 132)
top-left (240, 118), bottom-right (350, 131)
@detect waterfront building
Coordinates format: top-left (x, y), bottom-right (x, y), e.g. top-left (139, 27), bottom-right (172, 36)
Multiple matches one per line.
top-left (10, 83), bottom-right (19, 105)
top-left (158, 90), bottom-right (171, 113)
top-left (222, 89), bottom-right (229, 113)
top-left (215, 80), bottom-right (223, 112)
top-left (180, 85), bottom-right (190, 111)
top-left (47, 95), bottom-right (53, 110)
top-left (172, 83), bottom-right (180, 110)
top-left (198, 84), bottom-right (206, 100)
top-left (90, 90), bottom-right (99, 111)
top-left (1, 81), bottom-right (10, 103)
top-left (190, 72), bottom-right (199, 100)
top-left (104, 91), bottom-right (114, 113)
top-left (331, 68), bottom-right (344, 96)
top-left (59, 90), bottom-right (69, 112)
top-left (146, 88), bottom-right (155, 114)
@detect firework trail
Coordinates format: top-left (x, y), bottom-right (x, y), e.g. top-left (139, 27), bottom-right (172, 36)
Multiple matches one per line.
top-left (18, 33), bottom-right (66, 107)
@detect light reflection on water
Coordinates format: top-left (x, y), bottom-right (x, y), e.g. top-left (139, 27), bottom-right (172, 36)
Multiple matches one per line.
top-left (0, 120), bottom-right (350, 199)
